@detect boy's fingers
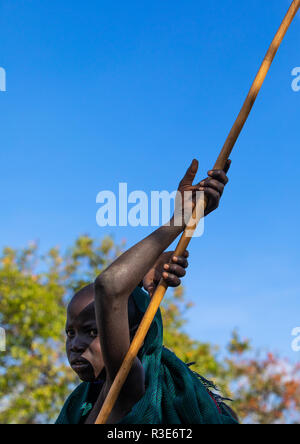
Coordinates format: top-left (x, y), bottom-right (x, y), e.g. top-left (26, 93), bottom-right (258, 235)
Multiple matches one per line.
top-left (204, 187), bottom-right (220, 202)
top-left (201, 187), bottom-right (220, 213)
top-left (179, 159), bottom-right (199, 187)
top-left (162, 251), bottom-right (174, 262)
top-left (199, 178), bottom-right (225, 195)
top-left (164, 263), bottom-right (186, 278)
top-left (171, 256), bottom-right (189, 268)
top-left (207, 169), bottom-right (229, 185)
top-left (162, 272), bottom-right (181, 287)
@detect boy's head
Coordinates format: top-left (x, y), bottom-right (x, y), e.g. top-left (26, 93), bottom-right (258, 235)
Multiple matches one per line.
top-left (66, 284), bottom-right (144, 382)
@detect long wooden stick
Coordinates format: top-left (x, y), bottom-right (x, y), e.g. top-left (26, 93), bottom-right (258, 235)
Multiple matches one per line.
top-left (95, 0), bottom-right (300, 424)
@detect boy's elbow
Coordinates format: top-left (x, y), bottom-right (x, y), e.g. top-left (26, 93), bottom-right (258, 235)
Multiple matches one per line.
top-left (94, 273), bottom-right (110, 298)
top-left (94, 271), bottom-right (122, 300)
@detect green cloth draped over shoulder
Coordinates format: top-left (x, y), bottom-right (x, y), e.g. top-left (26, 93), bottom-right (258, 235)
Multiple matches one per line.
top-left (56, 287), bottom-right (238, 424)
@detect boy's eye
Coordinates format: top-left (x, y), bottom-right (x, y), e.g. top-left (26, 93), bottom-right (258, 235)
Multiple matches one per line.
top-left (66, 330), bottom-right (75, 338)
top-left (89, 329), bottom-right (98, 338)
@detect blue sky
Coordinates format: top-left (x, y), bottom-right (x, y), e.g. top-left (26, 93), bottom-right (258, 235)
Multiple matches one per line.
top-left (0, 0), bottom-right (300, 361)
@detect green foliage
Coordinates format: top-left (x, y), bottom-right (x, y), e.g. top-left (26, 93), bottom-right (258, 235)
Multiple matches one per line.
top-left (162, 288), bottom-right (300, 424)
top-left (0, 236), bottom-right (299, 424)
top-left (0, 236), bottom-right (120, 424)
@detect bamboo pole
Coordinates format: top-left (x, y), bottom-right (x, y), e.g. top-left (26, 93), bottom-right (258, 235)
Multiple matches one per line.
top-left (95, 0), bottom-right (300, 424)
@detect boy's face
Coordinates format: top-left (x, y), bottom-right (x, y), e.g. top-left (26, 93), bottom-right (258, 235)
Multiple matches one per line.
top-left (65, 288), bottom-right (104, 382)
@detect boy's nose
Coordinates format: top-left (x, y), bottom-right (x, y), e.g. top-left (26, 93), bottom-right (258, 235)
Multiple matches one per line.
top-left (70, 338), bottom-right (86, 353)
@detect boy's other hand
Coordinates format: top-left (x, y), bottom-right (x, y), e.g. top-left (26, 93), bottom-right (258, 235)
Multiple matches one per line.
top-left (143, 251), bottom-right (189, 297)
top-left (175, 158), bottom-right (231, 222)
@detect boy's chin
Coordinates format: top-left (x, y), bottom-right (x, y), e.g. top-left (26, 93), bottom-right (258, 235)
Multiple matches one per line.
top-left (69, 358), bottom-right (105, 382)
top-left (73, 366), bottom-right (97, 383)
top-left (77, 373), bottom-right (97, 383)
top-left (74, 366), bottom-right (105, 383)
top-left (79, 374), bottom-right (97, 383)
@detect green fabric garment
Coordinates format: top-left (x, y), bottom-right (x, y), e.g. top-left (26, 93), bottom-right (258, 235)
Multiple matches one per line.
top-left (56, 287), bottom-right (238, 424)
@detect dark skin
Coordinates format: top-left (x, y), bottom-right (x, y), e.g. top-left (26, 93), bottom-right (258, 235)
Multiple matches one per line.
top-left (65, 260), bottom-right (189, 382)
top-left (65, 253), bottom-right (189, 423)
top-left (66, 158), bottom-right (231, 424)
top-left (66, 285), bottom-right (104, 383)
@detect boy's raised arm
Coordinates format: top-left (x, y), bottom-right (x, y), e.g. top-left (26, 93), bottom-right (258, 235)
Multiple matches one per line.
top-left (94, 219), bottom-right (185, 397)
top-left (94, 159), bottom-right (230, 397)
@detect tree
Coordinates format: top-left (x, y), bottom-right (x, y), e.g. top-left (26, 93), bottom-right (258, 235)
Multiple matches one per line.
top-left (0, 236), bottom-right (299, 424)
top-left (162, 290), bottom-right (300, 424)
top-left (0, 236), bottom-right (121, 424)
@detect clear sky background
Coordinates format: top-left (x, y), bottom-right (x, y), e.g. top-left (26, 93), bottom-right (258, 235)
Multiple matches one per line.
top-left (0, 0), bottom-right (299, 361)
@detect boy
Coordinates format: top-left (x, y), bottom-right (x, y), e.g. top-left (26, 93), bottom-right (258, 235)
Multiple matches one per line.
top-left (56, 159), bottom-right (237, 424)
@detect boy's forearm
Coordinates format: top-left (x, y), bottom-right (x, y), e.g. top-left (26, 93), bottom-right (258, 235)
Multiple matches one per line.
top-left (95, 218), bottom-right (183, 300)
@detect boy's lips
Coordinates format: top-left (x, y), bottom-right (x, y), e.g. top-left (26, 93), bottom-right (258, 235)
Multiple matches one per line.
top-left (71, 357), bottom-right (90, 369)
